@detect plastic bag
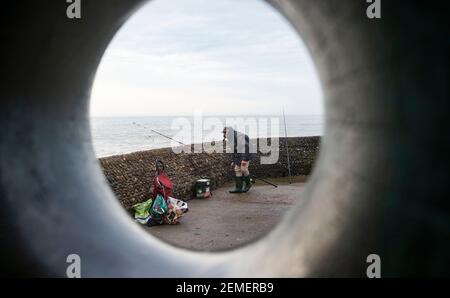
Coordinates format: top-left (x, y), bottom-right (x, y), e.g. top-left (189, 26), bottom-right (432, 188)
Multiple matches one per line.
top-left (164, 197), bottom-right (189, 225)
top-left (132, 198), bottom-right (153, 224)
top-left (149, 194), bottom-right (168, 225)
top-left (135, 216), bottom-right (150, 225)
top-left (168, 197), bottom-right (188, 213)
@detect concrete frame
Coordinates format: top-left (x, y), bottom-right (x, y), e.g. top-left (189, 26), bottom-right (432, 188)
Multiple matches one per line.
top-left (1, 0), bottom-right (449, 277)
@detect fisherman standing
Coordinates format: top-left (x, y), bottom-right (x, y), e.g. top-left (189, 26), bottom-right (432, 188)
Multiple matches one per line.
top-left (223, 127), bottom-right (254, 193)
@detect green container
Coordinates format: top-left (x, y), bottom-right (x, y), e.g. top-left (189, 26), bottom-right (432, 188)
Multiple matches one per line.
top-left (195, 179), bottom-right (211, 199)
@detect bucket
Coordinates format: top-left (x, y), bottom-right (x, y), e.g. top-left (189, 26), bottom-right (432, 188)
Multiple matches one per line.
top-left (194, 179), bottom-right (211, 199)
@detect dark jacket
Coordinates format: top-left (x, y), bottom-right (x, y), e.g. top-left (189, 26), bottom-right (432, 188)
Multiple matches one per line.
top-left (229, 130), bottom-right (255, 165)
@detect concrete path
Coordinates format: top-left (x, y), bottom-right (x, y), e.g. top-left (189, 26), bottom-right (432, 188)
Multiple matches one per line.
top-left (145, 176), bottom-right (308, 251)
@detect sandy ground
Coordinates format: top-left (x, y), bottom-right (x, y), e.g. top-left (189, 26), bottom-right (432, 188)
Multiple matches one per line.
top-left (145, 176), bottom-right (308, 251)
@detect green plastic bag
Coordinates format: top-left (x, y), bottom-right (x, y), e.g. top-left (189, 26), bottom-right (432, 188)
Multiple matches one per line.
top-left (133, 198), bottom-right (153, 221)
top-left (150, 194), bottom-right (168, 224)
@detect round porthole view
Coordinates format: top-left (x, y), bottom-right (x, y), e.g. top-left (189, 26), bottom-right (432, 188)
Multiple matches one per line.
top-left (1, 0), bottom-right (449, 280)
top-left (90, 0), bottom-right (323, 252)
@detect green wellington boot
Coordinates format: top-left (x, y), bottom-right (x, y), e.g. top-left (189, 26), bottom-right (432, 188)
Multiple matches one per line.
top-left (229, 176), bottom-right (244, 193)
top-left (242, 175), bottom-right (252, 193)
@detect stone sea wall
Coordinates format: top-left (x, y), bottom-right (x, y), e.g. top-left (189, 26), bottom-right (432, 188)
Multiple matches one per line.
top-left (99, 137), bottom-right (321, 210)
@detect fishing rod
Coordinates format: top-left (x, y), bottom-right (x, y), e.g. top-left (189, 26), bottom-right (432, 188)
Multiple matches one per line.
top-left (132, 122), bottom-right (186, 146)
top-left (283, 108), bottom-right (292, 184)
top-left (251, 175), bottom-right (278, 188)
top-left (149, 129), bottom-right (186, 146)
top-left (134, 122), bottom-right (277, 188)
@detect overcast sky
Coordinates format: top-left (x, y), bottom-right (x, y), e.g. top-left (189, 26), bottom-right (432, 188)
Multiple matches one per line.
top-left (90, 0), bottom-right (323, 117)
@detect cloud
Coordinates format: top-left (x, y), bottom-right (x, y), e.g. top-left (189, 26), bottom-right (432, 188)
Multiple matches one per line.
top-left (90, 0), bottom-right (323, 117)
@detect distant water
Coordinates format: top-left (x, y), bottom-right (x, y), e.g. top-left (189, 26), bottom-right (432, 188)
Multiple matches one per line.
top-left (90, 115), bottom-right (324, 158)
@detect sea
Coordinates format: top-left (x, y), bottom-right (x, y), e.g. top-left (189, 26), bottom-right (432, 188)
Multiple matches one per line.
top-left (90, 115), bottom-right (324, 158)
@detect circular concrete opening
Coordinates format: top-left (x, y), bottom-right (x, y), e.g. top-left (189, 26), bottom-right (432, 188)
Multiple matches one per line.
top-left (89, 0), bottom-right (324, 252)
top-left (1, 1), bottom-right (448, 277)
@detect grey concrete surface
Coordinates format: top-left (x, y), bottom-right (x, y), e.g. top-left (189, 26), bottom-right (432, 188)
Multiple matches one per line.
top-left (1, 0), bottom-right (449, 277)
top-left (147, 177), bottom-right (307, 251)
